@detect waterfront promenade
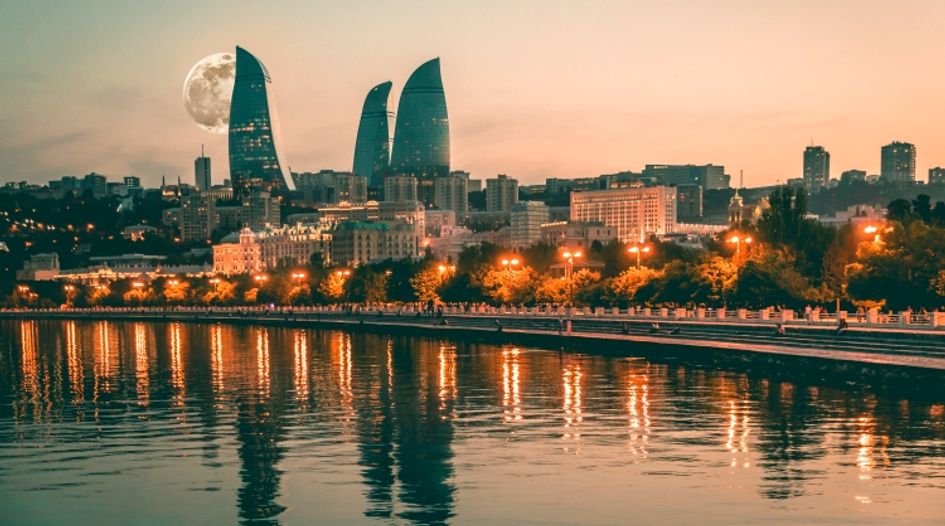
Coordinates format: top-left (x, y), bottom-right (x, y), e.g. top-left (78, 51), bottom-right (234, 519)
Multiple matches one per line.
top-left (5, 304), bottom-right (945, 372)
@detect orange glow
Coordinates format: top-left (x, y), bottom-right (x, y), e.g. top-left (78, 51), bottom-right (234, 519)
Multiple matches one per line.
top-left (502, 347), bottom-right (522, 423)
top-left (293, 330), bottom-right (310, 403)
top-left (134, 322), bottom-right (150, 407)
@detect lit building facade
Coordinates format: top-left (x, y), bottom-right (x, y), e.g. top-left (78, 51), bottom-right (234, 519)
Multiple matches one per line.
top-left (803, 145), bottom-right (830, 190)
top-left (880, 141), bottom-right (916, 183)
top-left (353, 81), bottom-right (394, 188)
top-left (228, 46), bottom-right (294, 194)
top-left (331, 221), bottom-right (420, 267)
top-left (570, 185), bottom-right (677, 242)
top-left (213, 225), bottom-right (331, 274)
top-left (539, 221), bottom-right (618, 249)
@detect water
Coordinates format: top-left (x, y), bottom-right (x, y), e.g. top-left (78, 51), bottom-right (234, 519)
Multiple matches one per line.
top-left (1, 320), bottom-right (944, 525)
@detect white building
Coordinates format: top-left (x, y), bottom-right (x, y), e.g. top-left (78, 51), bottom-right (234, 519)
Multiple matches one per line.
top-left (213, 224), bottom-right (331, 275)
top-left (510, 201), bottom-right (549, 249)
top-left (570, 185), bottom-right (677, 242)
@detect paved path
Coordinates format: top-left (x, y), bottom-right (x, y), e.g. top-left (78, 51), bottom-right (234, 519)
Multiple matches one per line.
top-left (4, 309), bottom-right (945, 371)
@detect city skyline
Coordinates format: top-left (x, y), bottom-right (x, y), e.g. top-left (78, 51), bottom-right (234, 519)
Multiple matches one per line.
top-left (4, 1), bottom-right (945, 187)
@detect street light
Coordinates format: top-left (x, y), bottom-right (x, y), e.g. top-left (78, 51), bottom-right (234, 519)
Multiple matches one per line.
top-left (561, 250), bottom-right (583, 308)
top-left (290, 270), bottom-right (308, 283)
top-left (627, 244), bottom-right (652, 269)
top-left (335, 270), bottom-right (351, 278)
top-left (167, 279), bottom-right (179, 286)
top-left (500, 257), bottom-right (521, 272)
top-left (727, 234), bottom-right (753, 259)
top-left (132, 281), bottom-right (145, 289)
top-left (253, 274), bottom-right (269, 284)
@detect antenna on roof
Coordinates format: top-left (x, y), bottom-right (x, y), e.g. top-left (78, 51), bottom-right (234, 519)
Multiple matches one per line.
top-left (740, 169), bottom-right (744, 189)
top-left (201, 144), bottom-right (205, 157)
top-left (810, 136), bottom-right (815, 147)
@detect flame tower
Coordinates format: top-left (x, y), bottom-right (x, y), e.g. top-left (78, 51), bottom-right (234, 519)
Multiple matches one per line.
top-left (228, 46), bottom-right (294, 194)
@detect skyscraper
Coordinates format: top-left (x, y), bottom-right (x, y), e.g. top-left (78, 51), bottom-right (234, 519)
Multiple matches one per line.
top-left (195, 146), bottom-right (211, 191)
top-left (881, 141), bottom-right (916, 183)
top-left (228, 46), bottom-right (295, 195)
top-left (803, 145), bottom-right (830, 190)
top-left (353, 81), bottom-right (394, 188)
top-left (390, 58), bottom-right (450, 201)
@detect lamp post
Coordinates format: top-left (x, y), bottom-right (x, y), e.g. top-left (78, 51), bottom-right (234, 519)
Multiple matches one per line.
top-left (627, 244), bottom-right (652, 269)
top-left (500, 257), bottom-right (520, 273)
top-left (561, 250), bottom-right (582, 308)
top-left (727, 234), bottom-right (753, 260)
top-left (291, 270), bottom-right (308, 284)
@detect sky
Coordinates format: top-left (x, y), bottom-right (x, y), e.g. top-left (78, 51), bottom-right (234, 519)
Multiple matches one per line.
top-left (3, 0), bottom-right (945, 188)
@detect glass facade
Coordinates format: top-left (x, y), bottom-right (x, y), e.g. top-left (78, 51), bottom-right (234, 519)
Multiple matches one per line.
top-left (352, 81), bottom-right (394, 188)
top-left (228, 46), bottom-right (295, 194)
top-left (390, 58), bottom-right (450, 181)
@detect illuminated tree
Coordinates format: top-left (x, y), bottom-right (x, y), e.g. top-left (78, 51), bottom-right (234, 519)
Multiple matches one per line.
top-left (480, 266), bottom-right (538, 304)
top-left (611, 266), bottom-right (663, 304)
top-left (202, 279), bottom-right (237, 305)
top-left (694, 256), bottom-right (737, 304)
top-left (318, 272), bottom-right (348, 302)
top-left (410, 266), bottom-right (447, 303)
top-left (162, 280), bottom-right (191, 304)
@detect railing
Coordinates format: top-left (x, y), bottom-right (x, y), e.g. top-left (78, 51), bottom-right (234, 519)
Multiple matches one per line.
top-left (1, 304), bottom-right (943, 330)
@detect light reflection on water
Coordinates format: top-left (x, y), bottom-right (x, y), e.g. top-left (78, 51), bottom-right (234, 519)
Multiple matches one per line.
top-left (1, 320), bottom-right (944, 525)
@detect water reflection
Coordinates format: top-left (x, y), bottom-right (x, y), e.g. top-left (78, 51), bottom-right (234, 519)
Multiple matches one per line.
top-left (1, 321), bottom-right (944, 525)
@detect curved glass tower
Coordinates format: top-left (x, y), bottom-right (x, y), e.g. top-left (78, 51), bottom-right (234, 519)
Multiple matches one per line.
top-left (352, 81), bottom-right (394, 188)
top-left (390, 58), bottom-right (450, 180)
top-left (228, 46), bottom-right (295, 194)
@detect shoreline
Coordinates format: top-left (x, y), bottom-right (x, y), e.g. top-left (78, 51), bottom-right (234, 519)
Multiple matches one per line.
top-left (4, 308), bottom-right (945, 378)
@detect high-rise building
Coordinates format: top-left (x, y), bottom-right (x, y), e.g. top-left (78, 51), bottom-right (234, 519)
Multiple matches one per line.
top-left (383, 175), bottom-right (418, 202)
top-left (353, 81), bottom-right (394, 188)
top-left (803, 146), bottom-right (830, 190)
top-left (930, 167), bottom-right (945, 185)
top-left (675, 183), bottom-right (703, 221)
top-left (389, 58), bottom-right (450, 202)
top-left (123, 176), bottom-right (141, 189)
top-left (228, 46), bottom-right (294, 195)
top-left (881, 141), bottom-right (916, 183)
top-left (642, 164), bottom-right (729, 190)
top-left (433, 172), bottom-right (469, 217)
top-left (510, 201), bottom-right (549, 249)
top-left (486, 174), bottom-right (519, 212)
top-left (195, 147), bottom-right (211, 191)
top-left (240, 191), bottom-right (281, 230)
top-left (570, 186), bottom-right (677, 242)
top-left (179, 192), bottom-right (215, 242)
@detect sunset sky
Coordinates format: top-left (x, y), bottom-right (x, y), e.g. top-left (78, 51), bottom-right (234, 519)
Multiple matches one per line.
top-left (3, 0), bottom-right (945, 187)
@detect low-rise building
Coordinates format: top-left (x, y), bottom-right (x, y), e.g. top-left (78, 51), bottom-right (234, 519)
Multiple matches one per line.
top-left (331, 220), bottom-right (420, 267)
top-left (16, 253), bottom-right (60, 281)
top-left (212, 224), bottom-right (332, 275)
top-left (510, 201), bottom-right (549, 249)
top-left (539, 221), bottom-right (618, 249)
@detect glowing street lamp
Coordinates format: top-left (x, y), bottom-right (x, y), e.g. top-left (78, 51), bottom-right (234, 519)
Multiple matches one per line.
top-left (132, 281), bottom-right (145, 289)
top-left (627, 244), bottom-right (652, 269)
top-left (437, 264), bottom-right (456, 276)
top-left (863, 224), bottom-right (887, 244)
top-left (335, 270), bottom-right (351, 278)
top-left (253, 274), bottom-right (269, 284)
top-left (561, 250), bottom-right (583, 308)
top-left (290, 270), bottom-right (308, 283)
top-left (167, 279), bottom-right (180, 286)
top-left (500, 257), bottom-right (521, 272)
top-left (727, 234), bottom-right (753, 259)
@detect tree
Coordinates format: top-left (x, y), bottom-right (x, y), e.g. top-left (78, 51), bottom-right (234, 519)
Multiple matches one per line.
top-left (693, 256), bottom-right (737, 304)
top-left (318, 273), bottom-right (348, 302)
top-left (410, 266), bottom-right (448, 303)
top-left (480, 266), bottom-right (538, 304)
top-left (610, 266), bottom-right (663, 304)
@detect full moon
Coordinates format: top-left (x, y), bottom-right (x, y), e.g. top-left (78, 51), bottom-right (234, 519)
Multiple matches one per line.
top-left (182, 52), bottom-right (235, 135)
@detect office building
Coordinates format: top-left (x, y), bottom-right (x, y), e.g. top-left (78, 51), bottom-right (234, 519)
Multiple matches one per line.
top-left (486, 174), bottom-right (519, 212)
top-left (353, 81), bottom-right (394, 188)
top-left (675, 183), bottom-right (703, 221)
top-left (179, 192), bottom-right (216, 242)
top-left (384, 175), bottom-right (418, 202)
top-left (433, 172), bottom-right (469, 216)
top-left (881, 141), bottom-right (916, 183)
top-left (803, 145), bottom-right (830, 190)
top-left (295, 170), bottom-right (367, 204)
top-left (195, 148), bottom-right (211, 191)
top-left (510, 201), bottom-right (549, 249)
top-left (642, 164), bottom-right (729, 190)
top-left (570, 185), bottom-right (677, 242)
top-left (228, 46), bottom-right (294, 194)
